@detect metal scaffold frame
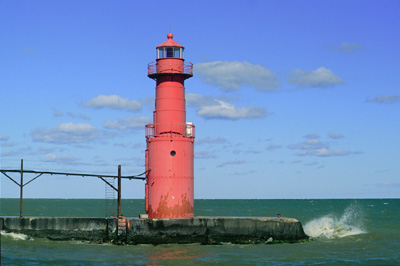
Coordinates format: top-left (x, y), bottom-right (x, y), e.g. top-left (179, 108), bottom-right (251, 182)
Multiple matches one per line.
top-left (0, 159), bottom-right (147, 218)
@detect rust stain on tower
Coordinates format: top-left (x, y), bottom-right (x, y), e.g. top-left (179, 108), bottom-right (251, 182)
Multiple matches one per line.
top-left (145, 33), bottom-right (195, 219)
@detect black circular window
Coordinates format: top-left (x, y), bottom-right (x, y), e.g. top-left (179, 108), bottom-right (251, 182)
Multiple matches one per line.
top-left (170, 150), bottom-right (176, 156)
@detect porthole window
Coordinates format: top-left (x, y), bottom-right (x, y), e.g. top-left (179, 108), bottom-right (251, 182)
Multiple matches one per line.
top-left (170, 150), bottom-right (176, 157)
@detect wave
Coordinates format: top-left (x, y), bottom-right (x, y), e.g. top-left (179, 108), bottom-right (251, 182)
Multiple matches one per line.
top-left (1, 230), bottom-right (33, 241)
top-left (304, 203), bottom-right (366, 239)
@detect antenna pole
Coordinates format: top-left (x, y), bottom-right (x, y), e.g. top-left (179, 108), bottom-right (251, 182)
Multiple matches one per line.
top-left (20, 159), bottom-right (23, 218)
top-left (117, 165), bottom-right (122, 217)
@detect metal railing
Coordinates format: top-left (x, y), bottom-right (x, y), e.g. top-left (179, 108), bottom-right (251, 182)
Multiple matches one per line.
top-left (148, 61), bottom-right (193, 76)
top-left (0, 160), bottom-right (147, 218)
top-left (145, 123), bottom-right (195, 138)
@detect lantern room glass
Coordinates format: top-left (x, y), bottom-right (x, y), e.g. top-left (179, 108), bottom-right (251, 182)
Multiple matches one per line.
top-left (157, 47), bottom-right (183, 59)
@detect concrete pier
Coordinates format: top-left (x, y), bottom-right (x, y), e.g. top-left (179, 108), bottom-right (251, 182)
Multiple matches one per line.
top-left (0, 216), bottom-right (308, 244)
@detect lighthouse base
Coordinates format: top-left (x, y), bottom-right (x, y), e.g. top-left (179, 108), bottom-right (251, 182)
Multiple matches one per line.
top-left (0, 216), bottom-right (308, 244)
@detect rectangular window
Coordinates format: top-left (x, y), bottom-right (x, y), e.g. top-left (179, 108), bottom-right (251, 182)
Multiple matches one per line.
top-left (158, 48), bottom-right (164, 58)
top-left (174, 48), bottom-right (180, 58)
top-left (166, 47), bottom-right (173, 57)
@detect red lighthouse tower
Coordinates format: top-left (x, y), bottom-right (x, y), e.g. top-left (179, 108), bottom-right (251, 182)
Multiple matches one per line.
top-left (145, 33), bottom-right (195, 219)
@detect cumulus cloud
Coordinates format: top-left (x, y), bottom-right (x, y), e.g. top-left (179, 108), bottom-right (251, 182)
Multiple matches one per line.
top-left (329, 132), bottom-right (345, 139)
top-left (20, 48), bottom-right (35, 55)
top-left (376, 182), bottom-right (400, 189)
top-left (195, 61), bottom-right (280, 92)
top-left (1, 146), bottom-right (32, 157)
top-left (288, 139), bottom-right (328, 151)
top-left (195, 151), bottom-right (217, 159)
top-left (326, 42), bottom-right (363, 53)
top-left (287, 67), bottom-right (344, 88)
top-left (84, 95), bottom-right (142, 112)
top-left (1, 142), bottom-right (14, 147)
top-left (266, 144), bottom-right (282, 151)
top-left (53, 109), bottom-right (63, 117)
top-left (288, 138), bottom-right (360, 157)
top-left (32, 122), bottom-right (98, 144)
top-left (43, 153), bottom-right (78, 164)
top-left (186, 93), bottom-right (266, 120)
top-left (233, 149), bottom-right (262, 154)
top-left (304, 133), bottom-right (320, 139)
top-left (67, 112), bottom-right (91, 120)
top-left (217, 159), bottom-right (246, 168)
top-left (104, 116), bottom-right (152, 131)
top-left (0, 134), bottom-right (9, 141)
top-left (297, 148), bottom-right (354, 157)
top-left (197, 137), bottom-right (228, 145)
top-left (365, 95), bottom-right (400, 104)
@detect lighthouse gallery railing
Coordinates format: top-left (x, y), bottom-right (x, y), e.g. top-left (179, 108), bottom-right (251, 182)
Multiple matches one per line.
top-left (148, 62), bottom-right (193, 76)
top-left (145, 123), bottom-right (195, 138)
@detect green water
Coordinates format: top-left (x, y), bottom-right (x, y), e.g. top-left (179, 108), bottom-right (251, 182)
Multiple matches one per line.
top-left (1, 199), bottom-right (400, 265)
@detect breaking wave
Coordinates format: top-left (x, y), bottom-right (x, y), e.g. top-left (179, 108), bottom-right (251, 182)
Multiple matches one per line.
top-left (304, 203), bottom-right (366, 239)
top-left (1, 230), bottom-right (33, 240)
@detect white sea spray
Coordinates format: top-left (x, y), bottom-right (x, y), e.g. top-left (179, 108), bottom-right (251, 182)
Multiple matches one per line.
top-left (1, 230), bottom-right (33, 240)
top-left (304, 203), bottom-right (367, 239)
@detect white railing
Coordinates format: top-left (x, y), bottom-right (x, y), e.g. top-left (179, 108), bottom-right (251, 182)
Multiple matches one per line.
top-left (145, 123), bottom-right (195, 138)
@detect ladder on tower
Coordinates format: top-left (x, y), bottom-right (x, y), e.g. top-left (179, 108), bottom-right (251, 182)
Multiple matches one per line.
top-left (104, 177), bottom-right (116, 217)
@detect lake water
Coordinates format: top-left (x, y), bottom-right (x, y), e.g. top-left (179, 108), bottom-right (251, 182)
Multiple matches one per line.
top-left (1, 198), bottom-right (399, 265)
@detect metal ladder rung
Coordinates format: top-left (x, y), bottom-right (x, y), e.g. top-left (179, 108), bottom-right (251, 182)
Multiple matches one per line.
top-left (105, 177), bottom-right (115, 217)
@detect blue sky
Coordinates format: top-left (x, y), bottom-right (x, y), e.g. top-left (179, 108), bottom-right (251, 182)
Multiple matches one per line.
top-left (1, 0), bottom-right (399, 199)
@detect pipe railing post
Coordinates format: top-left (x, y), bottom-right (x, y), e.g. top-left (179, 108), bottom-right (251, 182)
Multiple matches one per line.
top-left (20, 159), bottom-right (23, 218)
top-left (117, 165), bottom-right (122, 217)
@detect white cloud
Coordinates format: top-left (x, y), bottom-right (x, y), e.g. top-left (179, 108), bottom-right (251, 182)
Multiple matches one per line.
top-left (266, 144), bottom-right (282, 151)
top-left (186, 93), bottom-right (266, 120)
top-left (20, 48), bottom-right (35, 55)
top-left (67, 112), bottom-right (91, 120)
top-left (1, 146), bottom-right (32, 157)
top-left (217, 159), bottom-right (246, 168)
top-left (53, 109), bottom-right (63, 117)
top-left (1, 142), bottom-right (14, 147)
top-left (32, 122), bottom-right (98, 144)
top-left (288, 139), bottom-right (328, 151)
top-left (197, 100), bottom-right (265, 120)
top-left (233, 149), bottom-right (262, 154)
top-left (303, 133), bottom-right (320, 139)
top-left (287, 67), bottom-right (344, 88)
top-left (195, 61), bottom-right (280, 92)
top-left (104, 116), bottom-right (152, 131)
top-left (326, 42), bottom-right (363, 53)
top-left (84, 95), bottom-right (142, 112)
top-left (196, 137), bottom-right (228, 145)
top-left (376, 182), bottom-right (400, 189)
top-left (289, 138), bottom-right (360, 157)
top-left (366, 95), bottom-right (400, 104)
top-left (43, 153), bottom-right (78, 163)
top-left (329, 132), bottom-right (345, 139)
top-left (195, 151), bottom-right (217, 159)
top-left (0, 134), bottom-right (9, 141)
top-left (298, 148), bottom-right (353, 157)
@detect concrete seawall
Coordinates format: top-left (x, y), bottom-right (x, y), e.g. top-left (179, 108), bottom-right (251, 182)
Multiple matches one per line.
top-left (0, 217), bottom-right (308, 244)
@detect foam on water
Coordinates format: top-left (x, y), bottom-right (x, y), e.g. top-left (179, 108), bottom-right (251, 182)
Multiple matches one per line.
top-left (304, 203), bottom-right (366, 239)
top-left (1, 230), bottom-right (33, 240)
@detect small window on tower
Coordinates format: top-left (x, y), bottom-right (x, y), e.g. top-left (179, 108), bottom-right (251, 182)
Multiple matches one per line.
top-left (166, 47), bottom-right (173, 57)
top-left (174, 47), bottom-right (180, 58)
top-left (158, 48), bottom-right (164, 58)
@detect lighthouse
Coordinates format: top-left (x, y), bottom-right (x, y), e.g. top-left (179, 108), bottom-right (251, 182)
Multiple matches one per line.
top-left (145, 33), bottom-right (195, 219)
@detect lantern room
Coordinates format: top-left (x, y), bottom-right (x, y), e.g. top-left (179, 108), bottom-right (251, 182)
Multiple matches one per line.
top-left (148, 33), bottom-right (192, 79)
top-left (156, 33), bottom-right (184, 59)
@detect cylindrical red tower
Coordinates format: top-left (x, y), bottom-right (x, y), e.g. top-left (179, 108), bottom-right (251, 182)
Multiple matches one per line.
top-left (145, 33), bottom-right (195, 219)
